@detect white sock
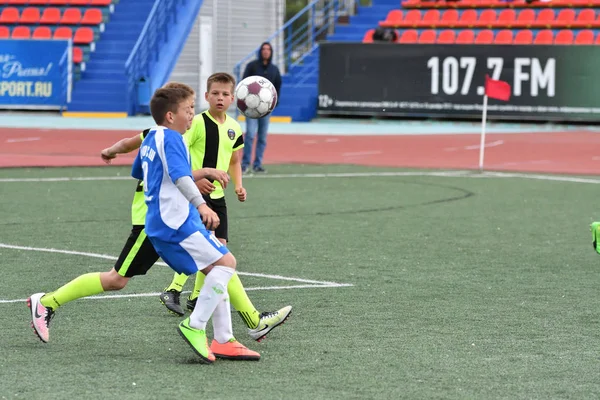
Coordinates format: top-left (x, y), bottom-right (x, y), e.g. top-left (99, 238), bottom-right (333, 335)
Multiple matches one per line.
top-left (212, 295), bottom-right (234, 343)
top-left (189, 266), bottom-right (234, 330)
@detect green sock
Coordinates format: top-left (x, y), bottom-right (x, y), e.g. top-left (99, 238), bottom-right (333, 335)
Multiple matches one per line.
top-left (165, 272), bottom-right (189, 292)
top-left (591, 222), bottom-right (600, 253)
top-left (190, 272), bottom-right (260, 329)
top-left (189, 273), bottom-right (204, 301)
top-left (40, 272), bottom-right (104, 310)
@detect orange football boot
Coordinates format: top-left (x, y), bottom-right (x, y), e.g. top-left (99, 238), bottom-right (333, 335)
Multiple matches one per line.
top-left (210, 339), bottom-right (261, 361)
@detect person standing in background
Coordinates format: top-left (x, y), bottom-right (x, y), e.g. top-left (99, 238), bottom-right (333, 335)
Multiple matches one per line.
top-left (241, 42), bottom-right (282, 174)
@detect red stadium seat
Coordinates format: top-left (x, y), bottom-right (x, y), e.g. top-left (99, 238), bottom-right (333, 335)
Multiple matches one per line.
top-left (32, 26), bottom-right (51, 39)
top-left (81, 8), bottom-right (103, 25)
top-left (574, 0), bottom-right (592, 6)
top-left (398, 29), bottom-right (418, 43)
top-left (440, 10), bottom-right (459, 27)
top-left (496, 9), bottom-right (516, 28)
top-left (0, 26), bottom-right (9, 38)
top-left (514, 9), bottom-right (535, 28)
top-left (554, 29), bottom-right (573, 44)
top-left (533, 29), bottom-right (554, 44)
top-left (19, 7), bottom-right (41, 24)
top-left (419, 10), bottom-right (440, 27)
top-left (478, 0), bottom-right (498, 7)
top-left (70, 0), bottom-right (91, 4)
top-left (556, 9), bottom-right (575, 28)
top-left (456, 10), bottom-right (477, 28)
top-left (0, 7), bottom-right (19, 24)
top-left (402, 0), bottom-right (419, 8)
top-left (455, 29), bottom-right (474, 44)
top-left (29, 0), bottom-right (49, 4)
top-left (11, 25), bottom-right (30, 38)
top-left (404, 10), bottom-right (421, 28)
top-left (513, 29), bottom-right (533, 44)
top-left (60, 8), bottom-right (82, 24)
top-left (48, 0), bottom-right (69, 5)
top-left (574, 29), bottom-right (593, 44)
top-left (554, 0), bottom-right (577, 5)
top-left (7, 0), bottom-right (27, 4)
top-left (90, 0), bottom-right (111, 5)
top-left (474, 29), bottom-right (493, 44)
top-left (573, 9), bottom-right (596, 28)
top-left (73, 46), bottom-right (83, 63)
top-left (596, 32), bottom-right (600, 44)
top-left (493, 29), bottom-right (513, 44)
top-left (53, 26), bottom-right (73, 39)
top-left (476, 10), bottom-right (496, 28)
top-left (436, 29), bottom-right (455, 43)
top-left (74, 26), bottom-right (94, 44)
top-left (40, 7), bottom-right (61, 24)
top-left (534, 9), bottom-right (555, 28)
top-left (362, 28), bottom-right (375, 43)
top-left (380, 10), bottom-right (402, 27)
top-left (457, 0), bottom-right (477, 7)
top-left (418, 29), bottom-right (437, 43)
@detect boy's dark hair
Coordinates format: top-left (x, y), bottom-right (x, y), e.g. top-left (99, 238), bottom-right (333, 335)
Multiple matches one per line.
top-left (207, 72), bottom-right (236, 92)
top-left (163, 81), bottom-right (195, 96)
top-left (150, 87), bottom-right (190, 125)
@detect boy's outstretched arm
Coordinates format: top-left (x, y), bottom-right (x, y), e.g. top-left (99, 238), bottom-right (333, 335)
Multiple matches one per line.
top-left (101, 134), bottom-right (143, 164)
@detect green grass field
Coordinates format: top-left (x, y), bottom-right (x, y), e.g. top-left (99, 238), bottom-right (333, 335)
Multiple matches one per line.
top-left (1, 164), bottom-right (600, 399)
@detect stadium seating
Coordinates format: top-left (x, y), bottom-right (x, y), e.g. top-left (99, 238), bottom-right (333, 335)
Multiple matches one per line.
top-left (365, 27), bottom-right (599, 44)
top-left (0, 0), bottom-right (113, 77)
top-left (379, 8), bottom-right (600, 29)
top-left (402, 0), bottom-right (600, 8)
top-left (361, 0), bottom-right (600, 45)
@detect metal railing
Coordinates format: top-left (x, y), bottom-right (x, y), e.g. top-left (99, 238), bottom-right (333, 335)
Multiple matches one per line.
top-left (125, 0), bottom-right (178, 114)
top-left (233, 0), bottom-right (354, 87)
top-left (59, 39), bottom-right (73, 111)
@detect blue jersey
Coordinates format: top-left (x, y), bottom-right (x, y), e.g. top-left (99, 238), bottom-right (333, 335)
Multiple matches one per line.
top-left (131, 126), bottom-right (203, 242)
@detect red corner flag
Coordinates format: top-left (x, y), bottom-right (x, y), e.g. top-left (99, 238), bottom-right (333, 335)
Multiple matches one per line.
top-left (479, 74), bottom-right (511, 172)
top-left (484, 74), bottom-right (511, 101)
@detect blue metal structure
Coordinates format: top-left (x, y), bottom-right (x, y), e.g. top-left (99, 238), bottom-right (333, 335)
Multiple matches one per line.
top-left (125, 0), bottom-right (203, 115)
top-left (233, 0), bottom-right (354, 122)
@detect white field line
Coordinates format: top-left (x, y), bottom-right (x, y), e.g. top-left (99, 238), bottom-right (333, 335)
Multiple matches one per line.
top-left (445, 140), bottom-right (505, 152)
top-left (6, 137), bottom-right (41, 143)
top-left (0, 170), bottom-right (473, 183)
top-left (1, 170), bottom-right (600, 184)
top-left (0, 243), bottom-right (353, 304)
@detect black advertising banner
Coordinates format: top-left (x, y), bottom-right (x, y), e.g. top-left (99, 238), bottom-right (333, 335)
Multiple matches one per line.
top-left (317, 43), bottom-right (600, 122)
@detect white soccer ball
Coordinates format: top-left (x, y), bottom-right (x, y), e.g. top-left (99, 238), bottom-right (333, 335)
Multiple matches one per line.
top-left (235, 75), bottom-right (278, 119)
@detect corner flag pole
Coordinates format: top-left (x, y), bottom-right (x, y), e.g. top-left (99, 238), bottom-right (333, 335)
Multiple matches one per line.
top-left (479, 94), bottom-right (488, 172)
top-left (479, 74), bottom-right (511, 173)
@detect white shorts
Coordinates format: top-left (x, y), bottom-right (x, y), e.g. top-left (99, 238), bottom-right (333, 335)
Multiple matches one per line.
top-left (149, 229), bottom-right (229, 275)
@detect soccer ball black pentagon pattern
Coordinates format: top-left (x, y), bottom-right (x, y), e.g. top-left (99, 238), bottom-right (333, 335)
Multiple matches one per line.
top-left (235, 75), bottom-right (278, 119)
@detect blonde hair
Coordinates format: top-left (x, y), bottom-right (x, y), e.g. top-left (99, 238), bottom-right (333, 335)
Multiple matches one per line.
top-left (206, 72), bottom-right (236, 92)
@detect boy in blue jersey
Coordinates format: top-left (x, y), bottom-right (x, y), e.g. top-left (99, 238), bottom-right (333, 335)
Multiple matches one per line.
top-left (159, 74), bottom-right (291, 342)
top-left (27, 84), bottom-right (258, 361)
top-left (99, 81), bottom-right (291, 344)
top-left (131, 86), bottom-right (259, 363)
